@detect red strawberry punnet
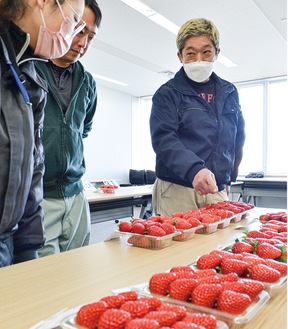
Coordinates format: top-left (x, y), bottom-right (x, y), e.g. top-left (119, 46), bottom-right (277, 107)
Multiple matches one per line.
top-left (217, 290), bottom-right (252, 314)
top-left (76, 301), bottom-right (108, 329)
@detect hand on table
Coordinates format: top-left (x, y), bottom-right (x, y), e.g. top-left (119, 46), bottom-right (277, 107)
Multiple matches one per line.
top-left (192, 169), bottom-right (218, 196)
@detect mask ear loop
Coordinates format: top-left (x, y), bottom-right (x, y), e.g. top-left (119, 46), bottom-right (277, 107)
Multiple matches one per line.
top-left (39, 9), bottom-right (46, 27)
top-left (55, 0), bottom-right (67, 20)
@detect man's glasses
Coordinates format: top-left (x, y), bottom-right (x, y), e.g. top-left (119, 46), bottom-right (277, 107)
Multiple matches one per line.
top-left (71, 19), bottom-right (86, 37)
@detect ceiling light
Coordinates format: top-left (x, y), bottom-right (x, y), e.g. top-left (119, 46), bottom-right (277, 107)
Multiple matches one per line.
top-left (120, 0), bottom-right (179, 35)
top-left (92, 73), bottom-right (128, 86)
top-left (217, 54), bottom-right (237, 68)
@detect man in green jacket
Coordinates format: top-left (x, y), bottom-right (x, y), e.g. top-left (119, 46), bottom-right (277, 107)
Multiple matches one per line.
top-left (35, 0), bottom-right (102, 256)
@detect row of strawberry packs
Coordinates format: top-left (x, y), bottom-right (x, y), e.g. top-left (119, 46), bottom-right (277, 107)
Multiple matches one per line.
top-left (62, 290), bottom-right (229, 329)
top-left (116, 201), bottom-right (254, 249)
top-left (144, 265), bottom-right (270, 328)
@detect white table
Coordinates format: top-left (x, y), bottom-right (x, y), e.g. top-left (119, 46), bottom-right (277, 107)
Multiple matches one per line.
top-left (0, 207), bottom-right (286, 329)
top-left (85, 185), bottom-right (153, 222)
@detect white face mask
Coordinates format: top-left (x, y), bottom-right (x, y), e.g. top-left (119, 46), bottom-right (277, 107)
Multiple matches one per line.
top-left (183, 61), bottom-right (214, 83)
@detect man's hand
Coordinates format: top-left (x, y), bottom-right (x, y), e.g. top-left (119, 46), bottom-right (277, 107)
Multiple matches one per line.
top-left (192, 168), bottom-right (218, 195)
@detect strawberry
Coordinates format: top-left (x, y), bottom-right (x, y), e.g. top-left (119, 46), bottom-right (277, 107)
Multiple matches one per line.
top-left (172, 322), bottom-right (206, 329)
top-left (169, 278), bottom-right (199, 301)
top-left (250, 263), bottom-right (281, 283)
top-left (120, 300), bottom-right (150, 318)
top-left (191, 284), bottom-right (222, 308)
top-left (174, 271), bottom-right (196, 280)
top-left (182, 313), bottom-right (217, 329)
top-left (232, 241), bottom-right (254, 254)
top-left (256, 242), bottom-right (282, 259)
top-left (170, 265), bottom-right (195, 273)
top-left (149, 272), bottom-right (177, 296)
top-left (119, 221), bottom-right (132, 232)
top-left (217, 290), bottom-right (252, 314)
top-left (175, 218), bottom-right (192, 230)
top-left (76, 301), bottom-right (108, 329)
top-left (218, 272), bottom-right (239, 283)
top-left (157, 303), bottom-right (187, 320)
top-left (118, 291), bottom-right (138, 302)
top-left (192, 269), bottom-right (217, 279)
top-left (147, 225), bottom-right (166, 237)
top-left (186, 217), bottom-right (202, 228)
top-left (100, 295), bottom-right (126, 308)
top-left (125, 318), bottom-right (160, 329)
top-left (210, 250), bottom-right (243, 260)
top-left (128, 236), bottom-right (150, 248)
top-left (196, 253), bottom-right (222, 270)
top-left (131, 222), bottom-right (146, 234)
top-left (144, 311), bottom-right (178, 326)
top-left (139, 297), bottom-right (162, 311)
top-left (196, 275), bottom-right (220, 285)
top-left (220, 258), bottom-right (248, 276)
top-left (98, 309), bottom-right (132, 329)
top-left (221, 280), bottom-right (245, 293)
top-left (264, 259), bottom-right (287, 275)
top-left (161, 222), bottom-right (176, 234)
top-left (246, 230), bottom-right (269, 239)
top-left (240, 278), bottom-right (265, 300)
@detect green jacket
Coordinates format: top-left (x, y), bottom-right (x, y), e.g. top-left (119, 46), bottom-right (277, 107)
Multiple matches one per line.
top-left (35, 61), bottom-right (97, 198)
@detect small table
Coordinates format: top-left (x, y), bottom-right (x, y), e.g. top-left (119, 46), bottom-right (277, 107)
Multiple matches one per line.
top-left (85, 185), bottom-right (153, 223)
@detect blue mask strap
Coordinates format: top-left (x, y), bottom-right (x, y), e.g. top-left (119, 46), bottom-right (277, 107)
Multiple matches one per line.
top-left (0, 37), bottom-right (30, 104)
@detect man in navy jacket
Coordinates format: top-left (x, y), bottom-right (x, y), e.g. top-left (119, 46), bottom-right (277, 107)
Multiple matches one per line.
top-left (150, 18), bottom-right (245, 216)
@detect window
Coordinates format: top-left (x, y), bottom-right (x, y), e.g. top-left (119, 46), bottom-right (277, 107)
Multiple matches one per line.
top-left (132, 76), bottom-right (287, 176)
top-left (236, 77), bottom-right (287, 176)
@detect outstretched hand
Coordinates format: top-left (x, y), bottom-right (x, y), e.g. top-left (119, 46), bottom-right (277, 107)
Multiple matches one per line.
top-left (192, 168), bottom-right (218, 195)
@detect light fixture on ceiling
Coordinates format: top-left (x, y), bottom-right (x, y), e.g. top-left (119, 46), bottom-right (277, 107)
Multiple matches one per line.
top-left (217, 54), bottom-right (237, 68)
top-left (92, 73), bottom-right (128, 86)
top-left (119, 0), bottom-right (237, 68)
top-left (119, 0), bottom-right (179, 34)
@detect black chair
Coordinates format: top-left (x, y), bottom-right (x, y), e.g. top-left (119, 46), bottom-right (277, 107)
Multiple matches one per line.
top-left (129, 169), bottom-right (146, 185)
top-left (145, 170), bottom-right (156, 184)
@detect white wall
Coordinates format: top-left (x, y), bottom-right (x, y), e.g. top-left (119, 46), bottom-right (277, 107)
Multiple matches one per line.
top-left (82, 85), bottom-right (135, 184)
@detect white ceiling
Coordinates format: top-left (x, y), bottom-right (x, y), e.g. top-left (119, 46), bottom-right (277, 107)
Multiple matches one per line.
top-left (80, 0), bottom-right (287, 97)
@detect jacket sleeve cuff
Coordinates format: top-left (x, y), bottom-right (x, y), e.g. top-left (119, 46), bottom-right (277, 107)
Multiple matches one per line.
top-left (13, 249), bottom-right (38, 264)
top-left (186, 164), bottom-right (206, 183)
